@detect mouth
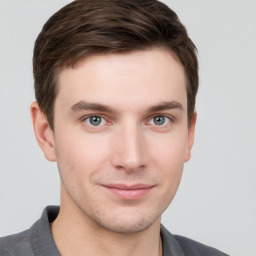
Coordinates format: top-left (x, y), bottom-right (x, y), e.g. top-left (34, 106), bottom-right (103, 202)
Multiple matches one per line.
top-left (102, 183), bottom-right (155, 200)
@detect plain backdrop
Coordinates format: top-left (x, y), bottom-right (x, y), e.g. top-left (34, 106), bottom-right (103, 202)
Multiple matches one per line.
top-left (0, 1), bottom-right (255, 255)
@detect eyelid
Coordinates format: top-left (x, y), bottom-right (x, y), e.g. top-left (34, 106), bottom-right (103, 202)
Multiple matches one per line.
top-left (85, 116), bottom-right (106, 126)
top-left (150, 115), bottom-right (169, 124)
top-left (80, 113), bottom-right (107, 121)
top-left (80, 114), bottom-right (112, 127)
top-left (79, 113), bottom-right (174, 128)
top-left (147, 113), bottom-right (174, 122)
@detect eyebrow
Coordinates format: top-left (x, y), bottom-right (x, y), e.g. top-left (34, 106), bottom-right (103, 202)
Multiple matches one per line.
top-left (145, 101), bottom-right (183, 114)
top-left (70, 100), bottom-right (183, 114)
top-left (70, 101), bottom-right (117, 114)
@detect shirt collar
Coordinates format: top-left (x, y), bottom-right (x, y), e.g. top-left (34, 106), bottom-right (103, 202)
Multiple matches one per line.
top-left (30, 206), bottom-right (184, 256)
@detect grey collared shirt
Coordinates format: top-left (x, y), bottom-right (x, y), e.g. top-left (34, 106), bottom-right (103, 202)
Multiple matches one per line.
top-left (0, 206), bottom-right (228, 256)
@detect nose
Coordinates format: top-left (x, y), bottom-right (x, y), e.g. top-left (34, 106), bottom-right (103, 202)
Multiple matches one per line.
top-left (111, 122), bottom-right (146, 172)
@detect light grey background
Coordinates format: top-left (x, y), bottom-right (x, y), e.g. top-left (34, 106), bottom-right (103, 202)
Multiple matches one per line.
top-left (0, 1), bottom-right (255, 255)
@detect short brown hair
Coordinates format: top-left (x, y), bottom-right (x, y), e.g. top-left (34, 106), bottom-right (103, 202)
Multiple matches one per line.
top-left (33, 0), bottom-right (198, 129)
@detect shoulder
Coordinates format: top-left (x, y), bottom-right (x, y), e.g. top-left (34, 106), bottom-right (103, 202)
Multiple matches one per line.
top-left (0, 206), bottom-right (60, 256)
top-left (0, 228), bottom-right (34, 256)
top-left (173, 235), bottom-right (229, 256)
top-left (161, 225), bottom-right (229, 256)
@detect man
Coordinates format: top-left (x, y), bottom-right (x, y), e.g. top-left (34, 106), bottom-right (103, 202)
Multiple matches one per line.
top-left (0, 0), bottom-right (228, 255)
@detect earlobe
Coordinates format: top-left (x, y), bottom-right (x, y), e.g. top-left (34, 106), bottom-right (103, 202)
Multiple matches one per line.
top-left (184, 113), bottom-right (197, 163)
top-left (30, 101), bottom-right (56, 162)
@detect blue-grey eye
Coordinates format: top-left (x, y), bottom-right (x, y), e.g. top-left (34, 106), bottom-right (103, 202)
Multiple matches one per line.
top-left (85, 116), bottom-right (106, 126)
top-left (150, 116), bottom-right (170, 126)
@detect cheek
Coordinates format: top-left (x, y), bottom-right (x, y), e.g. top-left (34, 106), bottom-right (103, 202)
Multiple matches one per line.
top-left (147, 131), bottom-right (187, 194)
top-left (148, 130), bottom-right (188, 169)
top-left (54, 129), bottom-right (111, 180)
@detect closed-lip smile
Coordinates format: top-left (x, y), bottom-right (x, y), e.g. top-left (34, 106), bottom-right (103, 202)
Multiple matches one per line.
top-left (102, 183), bottom-right (155, 200)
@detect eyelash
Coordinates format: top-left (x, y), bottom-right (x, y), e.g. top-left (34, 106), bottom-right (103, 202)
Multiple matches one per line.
top-left (82, 115), bottom-right (109, 127)
top-left (81, 114), bottom-right (173, 128)
top-left (147, 115), bottom-right (172, 126)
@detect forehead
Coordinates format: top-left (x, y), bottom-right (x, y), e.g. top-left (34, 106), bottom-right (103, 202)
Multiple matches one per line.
top-left (56, 48), bottom-right (187, 111)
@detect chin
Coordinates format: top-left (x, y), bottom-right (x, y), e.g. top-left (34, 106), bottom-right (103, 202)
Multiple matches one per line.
top-left (98, 220), bottom-right (153, 234)
top-left (90, 210), bottom-right (161, 234)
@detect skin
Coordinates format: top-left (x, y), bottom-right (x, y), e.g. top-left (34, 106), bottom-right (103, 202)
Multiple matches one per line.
top-left (31, 47), bottom-right (196, 256)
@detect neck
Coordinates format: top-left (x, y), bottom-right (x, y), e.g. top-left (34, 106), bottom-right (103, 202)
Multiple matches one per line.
top-left (51, 187), bottom-right (162, 256)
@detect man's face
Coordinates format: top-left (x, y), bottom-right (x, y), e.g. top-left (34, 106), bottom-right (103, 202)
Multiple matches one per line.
top-left (44, 48), bottom-right (195, 233)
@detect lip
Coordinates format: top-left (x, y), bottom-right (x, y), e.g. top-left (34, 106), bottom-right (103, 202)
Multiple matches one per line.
top-left (102, 183), bottom-right (155, 200)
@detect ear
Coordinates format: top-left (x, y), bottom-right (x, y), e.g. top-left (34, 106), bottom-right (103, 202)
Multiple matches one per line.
top-left (184, 112), bottom-right (197, 163)
top-left (30, 101), bottom-right (56, 162)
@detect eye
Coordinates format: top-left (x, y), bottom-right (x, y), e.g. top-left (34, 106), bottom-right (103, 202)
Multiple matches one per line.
top-left (84, 116), bottom-right (106, 126)
top-left (149, 115), bottom-right (171, 126)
